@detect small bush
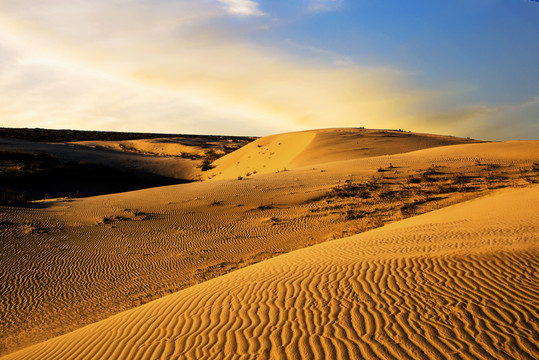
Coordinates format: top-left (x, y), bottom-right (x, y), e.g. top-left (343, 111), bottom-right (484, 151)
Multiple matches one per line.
top-left (400, 202), bottom-right (418, 217)
top-left (0, 188), bottom-right (29, 205)
top-left (329, 181), bottom-right (371, 199)
top-left (344, 209), bottom-right (365, 220)
top-left (407, 175), bottom-right (421, 184)
top-left (198, 158), bottom-right (215, 171)
top-left (451, 173), bottom-right (469, 185)
top-left (485, 163), bottom-right (500, 171)
top-left (484, 172), bottom-right (505, 187)
top-left (270, 216), bottom-right (280, 223)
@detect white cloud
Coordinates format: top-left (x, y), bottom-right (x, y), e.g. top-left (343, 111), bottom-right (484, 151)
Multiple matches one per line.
top-left (308, 0), bottom-right (343, 12)
top-left (216, 0), bottom-right (265, 16)
top-left (283, 39), bottom-right (352, 66)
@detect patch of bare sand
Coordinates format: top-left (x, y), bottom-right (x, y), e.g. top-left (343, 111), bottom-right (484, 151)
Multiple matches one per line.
top-left (3, 186), bottom-right (537, 360)
top-left (207, 131), bottom-right (316, 179)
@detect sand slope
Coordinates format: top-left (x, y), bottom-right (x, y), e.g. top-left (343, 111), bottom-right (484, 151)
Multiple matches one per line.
top-left (207, 128), bottom-right (480, 180)
top-left (0, 137), bottom-right (199, 181)
top-left (1, 135), bottom-right (538, 355)
top-left (4, 186), bottom-right (538, 360)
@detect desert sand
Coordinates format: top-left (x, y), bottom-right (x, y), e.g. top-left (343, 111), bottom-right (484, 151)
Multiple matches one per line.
top-left (1, 128), bottom-right (538, 359)
top-left (2, 186), bottom-right (537, 360)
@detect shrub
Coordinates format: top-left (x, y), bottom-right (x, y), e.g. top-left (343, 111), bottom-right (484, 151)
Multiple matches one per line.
top-left (451, 173), bottom-right (469, 185)
top-left (400, 202), bottom-right (418, 217)
top-left (270, 216), bottom-right (280, 223)
top-left (344, 209), bottom-right (365, 220)
top-left (407, 175), bottom-right (421, 184)
top-left (329, 181), bottom-right (371, 199)
top-left (198, 158), bottom-right (215, 171)
top-left (0, 188), bottom-right (29, 205)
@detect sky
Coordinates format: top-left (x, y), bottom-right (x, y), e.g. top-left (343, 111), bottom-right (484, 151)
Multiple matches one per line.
top-left (0, 0), bottom-right (538, 139)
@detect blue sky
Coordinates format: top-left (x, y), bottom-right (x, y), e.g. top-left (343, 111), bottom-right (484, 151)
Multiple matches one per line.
top-left (258, 0), bottom-right (539, 102)
top-left (0, 0), bottom-right (537, 139)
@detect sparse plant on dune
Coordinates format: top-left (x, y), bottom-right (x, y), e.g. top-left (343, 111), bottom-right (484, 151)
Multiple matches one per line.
top-left (451, 172), bottom-right (469, 185)
top-left (198, 158), bottom-right (215, 171)
top-left (407, 175), bottom-right (420, 184)
top-left (0, 188), bottom-right (29, 205)
top-left (519, 168), bottom-right (538, 183)
top-left (314, 161), bottom-right (532, 237)
top-left (486, 163), bottom-right (501, 171)
top-left (344, 208), bottom-right (365, 220)
top-left (400, 202), bottom-right (418, 217)
top-left (483, 171), bottom-right (505, 188)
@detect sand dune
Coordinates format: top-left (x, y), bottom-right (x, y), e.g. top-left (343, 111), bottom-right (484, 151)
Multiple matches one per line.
top-left (74, 136), bottom-right (250, 159)
top-left (207, 128), bottom-right (480, 180)
top-left (0, 137), bottom-right (199, 181)
top-left (3, 186), bottom-right (537, 360)
top-left (1, 129), bottom-right (538, 356)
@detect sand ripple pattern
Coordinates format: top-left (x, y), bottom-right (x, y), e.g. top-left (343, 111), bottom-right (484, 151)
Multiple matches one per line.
top-left (3, 186), bottom-right (538, 360)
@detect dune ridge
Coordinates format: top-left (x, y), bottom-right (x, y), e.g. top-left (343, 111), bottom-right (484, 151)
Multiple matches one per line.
top-left (207, 128), bottom-right (480, 180)
top-left (3, 186), bottom-right (538, 360)
top-left (1, 135), bottom-right (538, 355)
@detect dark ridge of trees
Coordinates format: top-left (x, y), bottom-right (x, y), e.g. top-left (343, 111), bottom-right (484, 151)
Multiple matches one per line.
top-left (0, 127), bottom-right (257, 143)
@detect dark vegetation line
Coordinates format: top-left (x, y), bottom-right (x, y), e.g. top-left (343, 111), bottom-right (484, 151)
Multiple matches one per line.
top-left (0, 127), bottom-right (257, 143)
top-left (0, 150), bottom-right (185, 205)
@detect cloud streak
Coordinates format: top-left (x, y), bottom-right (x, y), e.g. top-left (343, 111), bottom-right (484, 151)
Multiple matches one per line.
top-left (308, 0), bottom-right (344, 12)
top-left (216, 0), bottom-right (265, 16)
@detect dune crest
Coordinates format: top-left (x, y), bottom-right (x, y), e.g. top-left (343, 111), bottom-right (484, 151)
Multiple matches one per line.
top-left (3, 186), bottom-right (537, 360)
top-left (208, 128), bottom-right (480, 180)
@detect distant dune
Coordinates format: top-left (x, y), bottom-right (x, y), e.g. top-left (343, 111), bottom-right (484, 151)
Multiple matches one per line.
top-left (1, 128), bottom-right (538, 358)
top-left (207, 128), bottom-right (481, 180)
top-left (0, 135), bottom-right (252, 185)
top-left (3, 186), bottom-right (537, 359)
